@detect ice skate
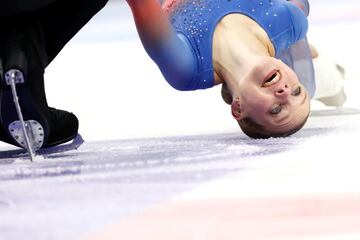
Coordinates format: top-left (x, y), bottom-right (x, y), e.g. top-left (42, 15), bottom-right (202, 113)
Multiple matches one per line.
top-left (0, 20), bottom-right (80, 160)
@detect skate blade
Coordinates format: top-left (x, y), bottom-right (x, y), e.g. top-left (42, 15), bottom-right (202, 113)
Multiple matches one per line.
top-left (8, 120), bottom-right (45, 151)
top-left (0, 134), bottom-right (84, 160)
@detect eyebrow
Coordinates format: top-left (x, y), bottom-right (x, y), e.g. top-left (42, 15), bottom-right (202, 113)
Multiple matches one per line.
top-left (274, 91), bottom-right (308, 124)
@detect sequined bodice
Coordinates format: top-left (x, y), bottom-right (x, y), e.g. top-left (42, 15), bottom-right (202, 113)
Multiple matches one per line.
top-left (162, 0), bottom-right (309, 91)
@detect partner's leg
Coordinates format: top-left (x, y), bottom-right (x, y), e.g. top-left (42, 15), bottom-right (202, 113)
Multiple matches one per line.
top-left (38, 0), bottom-right (109, 65)
top-left (0, 0), bottom-right (55, 17)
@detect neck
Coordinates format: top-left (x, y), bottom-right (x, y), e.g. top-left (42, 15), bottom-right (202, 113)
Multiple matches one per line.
top-left (213, 14), bottom-right (275, 99)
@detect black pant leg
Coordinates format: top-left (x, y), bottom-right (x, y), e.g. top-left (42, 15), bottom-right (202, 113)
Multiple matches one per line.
top-left (0, 0), bottom-right (55, 17)
top-left (38, 0), bottom-right (109, 66)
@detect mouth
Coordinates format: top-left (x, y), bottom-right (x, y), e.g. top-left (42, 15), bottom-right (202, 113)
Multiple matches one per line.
top-left (262, 69), bottom-right (281, 87)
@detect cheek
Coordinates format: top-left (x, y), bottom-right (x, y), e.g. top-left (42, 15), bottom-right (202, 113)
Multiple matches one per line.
top-left (239, 81), bottom-right (272, 116)
top-left (242, 87), bottom-right (271, 106)
top-left (243, 93), bottom-right (270, 117)
top-left (287, 70), bottom-right (299, 84)
top-left (280, 64), bottom-right (299, 84)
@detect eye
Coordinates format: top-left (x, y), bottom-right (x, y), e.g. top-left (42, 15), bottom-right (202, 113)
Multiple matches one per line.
top-left (292, 86), bottom-right (302, 96)
top-left (270, 104), bottom-right (282, 115)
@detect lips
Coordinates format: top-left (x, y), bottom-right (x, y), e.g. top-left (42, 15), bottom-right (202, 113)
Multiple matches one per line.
top-left (262, 69), bottom-right (281, 88)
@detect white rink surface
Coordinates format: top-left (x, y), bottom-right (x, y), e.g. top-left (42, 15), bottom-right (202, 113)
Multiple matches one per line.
top-left (1, 1), bottom-right (360, 239)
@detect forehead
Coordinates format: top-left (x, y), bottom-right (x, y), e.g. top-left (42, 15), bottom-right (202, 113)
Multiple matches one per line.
top-left (252, 92), bottom-right (310, 133)
top-left (266, 101), bottom-right (310, 133)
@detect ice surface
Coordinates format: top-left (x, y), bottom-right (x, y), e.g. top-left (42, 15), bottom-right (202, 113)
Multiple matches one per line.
top-left (1, 0), bottom-right (360, 239)
top-left (2, 114), bottom-right (360, 239)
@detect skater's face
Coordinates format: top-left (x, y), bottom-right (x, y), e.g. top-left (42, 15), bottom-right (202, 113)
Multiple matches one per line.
top-left (232, 57), bottom-right (310, 136)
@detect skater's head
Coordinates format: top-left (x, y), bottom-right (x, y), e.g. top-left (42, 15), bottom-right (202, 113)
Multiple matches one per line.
top-left (222, 57), bottom-right (310, 138)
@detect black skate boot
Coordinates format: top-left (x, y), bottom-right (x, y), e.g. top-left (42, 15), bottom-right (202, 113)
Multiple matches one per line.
top-left (0, 56), bottom-right (16, 146)
top-left (0, 19), bottom-right (79, 156)
top-left (45, 107), bottom-right (79, 148)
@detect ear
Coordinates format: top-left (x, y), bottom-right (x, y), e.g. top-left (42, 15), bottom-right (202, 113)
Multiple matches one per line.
top-left (231, 99), bottom-right (243, 120)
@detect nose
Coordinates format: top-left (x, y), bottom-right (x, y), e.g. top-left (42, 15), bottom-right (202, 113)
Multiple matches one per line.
top-left (275, 83), bottom-right (290, 97)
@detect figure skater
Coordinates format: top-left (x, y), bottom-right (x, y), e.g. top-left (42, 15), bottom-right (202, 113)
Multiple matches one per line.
top-left (126, 0), bottom-right (346, 138)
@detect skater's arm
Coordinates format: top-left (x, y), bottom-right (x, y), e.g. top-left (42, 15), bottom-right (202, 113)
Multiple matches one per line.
top-left (126, 0), bottom-right (172, 54)
top-left (126, 0), bottom-right (196, 90)
top-left (284, 0), bottom-right (309, 41)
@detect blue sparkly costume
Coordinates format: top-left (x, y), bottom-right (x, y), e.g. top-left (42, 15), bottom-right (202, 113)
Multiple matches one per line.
top-left (155, 0), bottom-right (315, 97)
